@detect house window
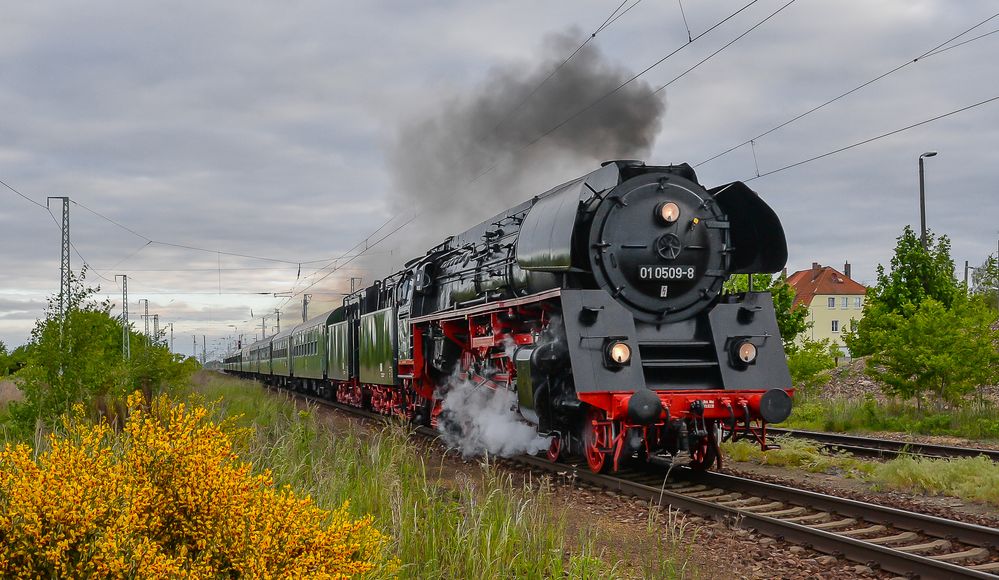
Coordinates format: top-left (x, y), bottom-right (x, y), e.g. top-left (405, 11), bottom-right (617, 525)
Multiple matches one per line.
top-left (841, 297), bottom-right (848, 309)
top-left (855, 297), bottom-right (862, 308)
top-left (827, 297), bottom-right (835, 308)
top-left (831, 320), bottom-right (839, 332)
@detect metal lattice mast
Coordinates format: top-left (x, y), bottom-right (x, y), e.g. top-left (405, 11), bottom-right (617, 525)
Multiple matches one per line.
top-left (116, 274), bottom-right (130, 359)
top-left (47, 197), bottom-right (71, 319)
top-left (153, 314), bottom-right (160, 345)
top-left (141, 299), bottom-right (150, 339)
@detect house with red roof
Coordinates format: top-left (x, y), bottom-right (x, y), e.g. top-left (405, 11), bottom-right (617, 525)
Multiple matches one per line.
top-left (786, 262), bottom-right (868, 355)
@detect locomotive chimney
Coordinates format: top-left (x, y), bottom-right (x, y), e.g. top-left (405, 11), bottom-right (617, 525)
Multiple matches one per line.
top-left (844, 261), bottom-right (852, 279)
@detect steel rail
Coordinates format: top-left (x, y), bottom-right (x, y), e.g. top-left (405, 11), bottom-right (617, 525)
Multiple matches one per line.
top-left (261, 382), bottom-right (999, 578)
top-left (767, 427), bottom-right (999, 462)
top-left (514, 454), bottom-right (999, 578)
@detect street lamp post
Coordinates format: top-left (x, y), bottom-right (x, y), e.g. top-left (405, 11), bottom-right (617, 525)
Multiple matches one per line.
top-left (918, 151), bottom-right (937, 249)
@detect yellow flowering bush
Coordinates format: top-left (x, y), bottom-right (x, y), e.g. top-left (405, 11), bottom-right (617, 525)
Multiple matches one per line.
top-left (0, 392), bottom-right (391, 578)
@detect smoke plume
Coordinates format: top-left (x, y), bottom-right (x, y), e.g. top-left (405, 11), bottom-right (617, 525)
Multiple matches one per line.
top-left (370, 29), bottom-right (666, 276)
top-left (436, 374), bottom-right (551, 459)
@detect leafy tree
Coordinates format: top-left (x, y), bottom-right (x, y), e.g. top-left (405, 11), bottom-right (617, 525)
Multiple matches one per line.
top-left (723, 273), bottom-right (809, 350)
top-left (845, 226), bottom-right (960, 356)
top-left (970, 253), bottom-right (998, 310)
top-left (867, 297), bottom-right (998, 408)
top-left (7, 269), bottom-right (197, 435)
top-left (0, 341), bottom-right (7, 376)
top-left (4, 345), bottom-right (30, 376)
top-left (787, 338), bottom-right (838, 392)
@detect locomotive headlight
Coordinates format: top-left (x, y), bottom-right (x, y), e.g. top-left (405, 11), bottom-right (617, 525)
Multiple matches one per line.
top-left (736, 340), bottom-right (757, 364)
top-left (607, 341), bottom-right (632, 365)
top-left (657, 202), bottom-right (680, 224)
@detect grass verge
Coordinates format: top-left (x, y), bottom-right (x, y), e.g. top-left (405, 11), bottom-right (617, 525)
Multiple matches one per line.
top-left (784, 396), bottom-right (999, 441)
top-left (723, 438), bottom-right (999, 507)
top-left (198, 374), bottom-right (700, 579)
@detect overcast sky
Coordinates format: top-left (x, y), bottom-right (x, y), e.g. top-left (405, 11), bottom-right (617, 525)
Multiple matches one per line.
top-left (2, 0), bottom-right (997, 356)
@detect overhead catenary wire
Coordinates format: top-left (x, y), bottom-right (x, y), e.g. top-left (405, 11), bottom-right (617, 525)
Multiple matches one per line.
top-left (70, 198), bottom-right (342, 265)
top-left (457, 0), bottom-right (770, 189)
top-left (281, 0), bottom-right (784, 307)
top-left (695, 10), bottom-right (999, 168)
top-left (651, 0), bottom-right (797, 96)
top-left (744, 93), bottom-right (999, 181)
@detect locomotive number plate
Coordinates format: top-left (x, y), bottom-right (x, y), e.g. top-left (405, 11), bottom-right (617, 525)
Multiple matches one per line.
top-left (639, 265), bottom-right (695, 280)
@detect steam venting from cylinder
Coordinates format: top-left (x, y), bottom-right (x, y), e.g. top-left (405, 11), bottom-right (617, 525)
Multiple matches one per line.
top-left (373, 29), bottom-right (667, 275)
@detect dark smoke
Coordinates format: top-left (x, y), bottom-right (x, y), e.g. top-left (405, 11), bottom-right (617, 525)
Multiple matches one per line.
top-left (371, 29), bottom-right (666, 276)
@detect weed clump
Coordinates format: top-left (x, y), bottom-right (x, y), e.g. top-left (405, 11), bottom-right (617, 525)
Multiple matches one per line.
top-left (0, 392), bottom-right (391, 578)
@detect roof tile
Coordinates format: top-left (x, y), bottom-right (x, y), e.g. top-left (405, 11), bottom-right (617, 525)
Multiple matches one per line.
top-left (787, 265), bottom-right (867, 308)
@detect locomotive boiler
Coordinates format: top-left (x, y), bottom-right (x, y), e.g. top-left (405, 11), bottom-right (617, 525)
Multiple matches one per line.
top-left (227, 160), bottom-right (794, 473)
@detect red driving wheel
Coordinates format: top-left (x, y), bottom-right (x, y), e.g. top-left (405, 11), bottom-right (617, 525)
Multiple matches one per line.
top-left (546, 435), bottom-right (561, 462)
top-left (583, 408), bottom-right (610, 473)
top-left (688, 421), bottom-right (719, 471)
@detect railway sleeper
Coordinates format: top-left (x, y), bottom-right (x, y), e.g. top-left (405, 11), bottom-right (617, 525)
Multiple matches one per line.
top-left (740, 501), bottom-right (785, 513)
top-left (807, 517), bottom-right (856, 530)
top-left (756, 506), bottom-right (807, 518)
top-left (969, 561), bottom-right (999, 572)
top-left (837, 524), bottom-right (887, 538)
top-left (929, 546), bottom-right (990, 562)
top-left (716, 497), bottom-right (770, 507)
top-left (864, 531), bottom-right (919, 545)
top-left (668, 483), bottom-right (706, 492)
top-left (683, 488), bottom-right (729, 499)
top-left (781, 511), bottom-right (830, 524)
top-left (892, 539), bottom-right (951, 554)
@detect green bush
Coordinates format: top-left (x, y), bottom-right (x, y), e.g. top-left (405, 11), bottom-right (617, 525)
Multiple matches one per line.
top-left (5, 270), bottom-right (198, 438)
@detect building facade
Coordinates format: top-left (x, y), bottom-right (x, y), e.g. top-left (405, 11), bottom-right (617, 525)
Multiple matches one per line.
top-left (786, 262), bottom-right (867, 355)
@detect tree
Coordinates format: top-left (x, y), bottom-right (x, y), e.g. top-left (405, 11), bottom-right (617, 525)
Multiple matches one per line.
top-left (786, 338), bottom-right (838, 392)
top-left (867, 297), bottom-right (998, 408)
top-left (0, 341), bottom-right (7, 376)
top-left (844, 226), bottom-right (960, 356)
top-left (723, 273), bottom-right (809, 350)
top-left (7, 269), bottom-right (197, 435)
top-left (970, 253), bottom-right (998, 310)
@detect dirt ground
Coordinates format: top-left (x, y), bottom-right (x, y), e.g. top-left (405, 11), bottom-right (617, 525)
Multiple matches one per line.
top-left (270, 388), bottom-right (897, 579)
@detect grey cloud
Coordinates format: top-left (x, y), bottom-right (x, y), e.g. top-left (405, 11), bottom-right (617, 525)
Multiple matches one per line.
top-left (2, 0), bottom-right (997, 351)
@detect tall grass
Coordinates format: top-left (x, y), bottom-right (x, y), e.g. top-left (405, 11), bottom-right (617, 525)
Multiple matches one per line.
top-left (784, 396), bottom-right (999, 441)
top-left (197, 375), bottom-right (698, 579)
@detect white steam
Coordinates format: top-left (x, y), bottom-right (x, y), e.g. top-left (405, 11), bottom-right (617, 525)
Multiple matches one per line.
top-left (437, 373), bottom-right (550, 459)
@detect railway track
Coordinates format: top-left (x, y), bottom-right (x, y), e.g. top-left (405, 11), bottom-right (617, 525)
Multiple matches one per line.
top-left (767, 427), bottom-right (999, 462)
top-left (513, 455), bottom-right (999, 579)
top-left (269, 385), bottom-right (999, 578)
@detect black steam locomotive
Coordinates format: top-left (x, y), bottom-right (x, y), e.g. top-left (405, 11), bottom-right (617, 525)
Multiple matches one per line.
top-left (226, 160), bottom-right (793, 472)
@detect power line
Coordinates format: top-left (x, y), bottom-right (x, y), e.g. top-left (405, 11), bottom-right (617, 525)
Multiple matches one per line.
top-left (458, 0), bottom-right (643, 169)
top-left (652, 0), bottom-right (798, 96)
top-left (458, 0), bottom-right (768, 188)
top-left (745, 93), bottom-right (999, 181)
top-left (695, 10), bottom-right (999, 168)
top-left (1, 178), bottom-right (45, 209)
top-left (280, 0), bottom-right (774, 305)
top-left (70, 198), bottom-right (341, 265)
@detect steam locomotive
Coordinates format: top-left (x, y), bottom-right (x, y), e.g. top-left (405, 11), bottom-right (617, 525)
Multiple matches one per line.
top-left (224, 160), bottom-right (793, 472)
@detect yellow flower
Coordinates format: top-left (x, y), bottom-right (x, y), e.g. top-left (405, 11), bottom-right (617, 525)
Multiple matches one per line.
top-left (0, 392), bottom-right (391, 578)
